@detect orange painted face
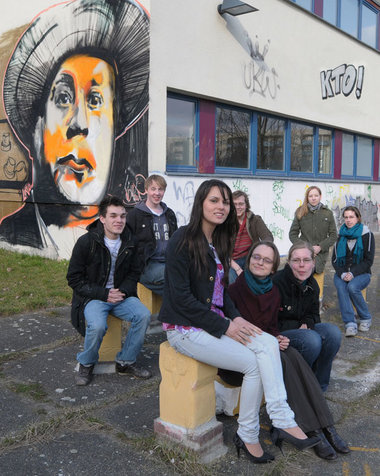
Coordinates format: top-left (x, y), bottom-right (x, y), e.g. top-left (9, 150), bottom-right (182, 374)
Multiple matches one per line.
top-left (42, 55), bottom-right (115, 204)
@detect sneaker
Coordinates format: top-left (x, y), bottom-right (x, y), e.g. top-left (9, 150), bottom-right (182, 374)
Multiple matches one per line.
top-left (75, 364), bottom-right (94, 386)
top-left (116, 362), bottom-right (152, 379)
top-left (359, 321), bottom-right (371, 332)
top-left (345, 326), bottom-right (357, 337)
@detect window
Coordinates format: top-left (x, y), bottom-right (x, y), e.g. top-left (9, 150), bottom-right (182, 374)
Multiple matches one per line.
top-left (295, 0), bottom-right (379, 50)
top-left (166, 93), bottom-right (377, 181)
top-left (318, 128), bottom-right (332, 174)
top-left (357, 136), bottom-right (373, 176)
top-left (215, 106), bottom-right (250, 169)
top-left (341, 133), bottom-right (354, 175)
top-left (341, 0), bottom-right (359, 37)
top-left (166, 96), bottom-right (196, 167)
top-left (361, 3), bottom-right (378, 48)
top-left (323, 0), bottom-right (338, 24)
top-left (341, 133), bottom-right (373, 178)
top-left (257, 116), bottom-right (285, 171)
top-left (290, 123), bottom-right (314, 173)
top-left (293, 0), bottom-right (313, 10)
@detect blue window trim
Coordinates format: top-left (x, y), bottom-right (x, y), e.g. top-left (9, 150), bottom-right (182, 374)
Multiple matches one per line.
top-left (165, 93), bottom-right (377, 182)
top-left (166, 93), bottom-right (199, 174)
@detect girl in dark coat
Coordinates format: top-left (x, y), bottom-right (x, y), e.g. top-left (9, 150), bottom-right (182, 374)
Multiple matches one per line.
top-left (220, 241), bottom-right (349, 460)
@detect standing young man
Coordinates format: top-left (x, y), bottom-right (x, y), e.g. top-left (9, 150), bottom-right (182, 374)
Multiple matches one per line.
top-left (126, 175), bottom-right (177, 295)
top-left (67, 196), bottom-right (151, 386)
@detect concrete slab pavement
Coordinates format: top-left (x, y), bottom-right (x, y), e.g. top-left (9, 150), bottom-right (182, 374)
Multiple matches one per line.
top-left (0, 236), bottom-right (379, 475)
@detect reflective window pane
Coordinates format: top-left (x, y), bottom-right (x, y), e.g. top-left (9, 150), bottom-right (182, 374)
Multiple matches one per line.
top-left (323, 0), bottom-right (338, 25)
top-left (216, 107), bottom-right (250, 168)
top-left (341, 0), bottom-right (359, 37)
top-left (341, 133), bottom-right (354, 175)
top-left (357, 136), bottom-right (373, 176)
top-left (257, 116), bottom-right (285, 171)
top-left (361, 4), bottom-right (377, 48)
top-left (294, 0), bottom-right (312, 11)
top-left (290, 123), bottom-right (313, 172)
top-left (318, 129), bottom-right (332, 174)
top-left (167, 97), bottom-right (195, 166)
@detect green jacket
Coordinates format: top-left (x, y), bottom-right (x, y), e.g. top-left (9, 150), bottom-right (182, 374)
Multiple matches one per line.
top-left (289, 205), bottom-right (337, 274)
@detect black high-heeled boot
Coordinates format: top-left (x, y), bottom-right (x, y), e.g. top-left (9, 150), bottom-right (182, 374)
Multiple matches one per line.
top-left (323, 426), bottom-right (350, 454)
top-left (308, 429), bottom-right (337, 460)
top-left (233, 433), bottom-right (274, 464)
top-left (270, 427), bottom-right (320, 454)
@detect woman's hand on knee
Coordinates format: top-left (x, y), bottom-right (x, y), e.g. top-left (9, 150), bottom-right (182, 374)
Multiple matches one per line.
top-left (226, 317), bottom-right (262, 345)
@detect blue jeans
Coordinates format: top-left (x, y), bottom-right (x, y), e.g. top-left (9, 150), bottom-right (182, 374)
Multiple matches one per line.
top-left (77, 297), bottom-right (151, 366)
top-left (334, 273), bottom-right (372, 329)
top-left (167, 329), bottom-right (295, 444)
top-left (140, 261), bottom-right (166, 296)
top-left (229, 256), bottom-right (246, 284)
top-left (281, 323), bottom-right (341, 392)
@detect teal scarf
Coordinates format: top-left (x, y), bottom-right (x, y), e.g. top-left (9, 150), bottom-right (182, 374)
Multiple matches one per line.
top-left (244, 269), bottom-right (273, 295)
top-left (336, 223), bottom-right (363, 266)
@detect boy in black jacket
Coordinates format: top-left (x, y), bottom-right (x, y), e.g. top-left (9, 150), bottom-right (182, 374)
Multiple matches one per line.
top-left (67, 196), bottom-right (151, 385)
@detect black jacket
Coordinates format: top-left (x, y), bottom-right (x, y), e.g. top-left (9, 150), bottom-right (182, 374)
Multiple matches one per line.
top-left (272, 264), bottom-right (320, 331)
top-left (332, 226), bottom-right (374, 278)
top-left (66, 219), bottom-right (141, 336)
top-left (158, 226), bottom-right (240, 337)
top-left (126, 201), bottom-right (177, 269)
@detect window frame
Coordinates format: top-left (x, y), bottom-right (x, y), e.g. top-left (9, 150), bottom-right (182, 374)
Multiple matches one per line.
top-left (166, 93), bottom-right (199, 174)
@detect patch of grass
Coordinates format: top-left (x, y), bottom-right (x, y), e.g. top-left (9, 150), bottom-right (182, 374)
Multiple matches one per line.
top-left (7, 382), bottom-right (48, 401)
top-left (0, 249), bottom-right (71, 316)
top-left (124, 434), bottom-right (215, 476)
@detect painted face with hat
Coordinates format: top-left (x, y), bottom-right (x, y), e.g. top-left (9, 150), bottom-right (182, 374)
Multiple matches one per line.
top-left (4, 0), bottom-right (149, 216)
top-left (42, 55), bottom-right (115, 205)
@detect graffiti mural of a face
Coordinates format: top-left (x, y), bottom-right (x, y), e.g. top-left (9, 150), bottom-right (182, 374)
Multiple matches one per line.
top-left (42, 55), bottom-right (115, 204)
top-left (0, 0), bottom-right (149, 257)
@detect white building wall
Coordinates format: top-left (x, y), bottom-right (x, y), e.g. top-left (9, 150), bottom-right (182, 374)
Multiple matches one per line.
top-left (149, 0), bottom-right (380, 255)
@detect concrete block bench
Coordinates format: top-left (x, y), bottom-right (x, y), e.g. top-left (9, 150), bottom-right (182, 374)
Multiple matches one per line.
top-left (154, 341), bottom-right (227, 463)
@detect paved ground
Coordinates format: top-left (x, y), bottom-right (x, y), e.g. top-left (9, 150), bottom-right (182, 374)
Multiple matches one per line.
top-left (0, 237), bottom-right (379, 475)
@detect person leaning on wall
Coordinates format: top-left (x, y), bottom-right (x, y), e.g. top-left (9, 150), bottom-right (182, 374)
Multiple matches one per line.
top-left (289, 186), bottom-right (337, 310)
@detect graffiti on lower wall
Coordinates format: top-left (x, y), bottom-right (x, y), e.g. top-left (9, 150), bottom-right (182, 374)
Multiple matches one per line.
top-left (0, 0), bottom-right (149, 259)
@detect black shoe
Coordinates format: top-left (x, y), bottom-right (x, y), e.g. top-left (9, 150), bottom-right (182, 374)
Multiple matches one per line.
top-left (75, 364), bottom-right (94, 386)
top-left (270, 427), bottom-right (320, 454)
top-left (116, 362), bottom-right (152, 379)
top-left (308, 430), bottom-right (337, 460)
top-left (233, 433), bottom-right (274, 464)
top-left (323, 426), bottom-right (350, 454)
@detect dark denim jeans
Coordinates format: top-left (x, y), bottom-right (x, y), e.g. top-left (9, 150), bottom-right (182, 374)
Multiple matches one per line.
top-left (282, 323), bottom-right (342, 392)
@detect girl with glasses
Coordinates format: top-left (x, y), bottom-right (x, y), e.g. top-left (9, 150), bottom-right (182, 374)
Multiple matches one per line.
top-left (272, 242), bottom-right (342, 392)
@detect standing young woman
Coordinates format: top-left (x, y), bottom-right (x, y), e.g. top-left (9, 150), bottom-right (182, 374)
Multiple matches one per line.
top-left (332, 206), bottom-right (375, 337)
top-left (159, 180), bottom-right (319, 464)
top-left (272, 242), bottom-right (342, 392)
top-left (289, 186), bottom-right (337, 307)
top-left (219, 241), bottom-right (349, 460)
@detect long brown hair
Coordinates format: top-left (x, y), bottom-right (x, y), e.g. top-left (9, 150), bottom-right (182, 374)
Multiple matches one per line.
top-left (296, 186), bottom-right (322, 220)
top-left (181, 179), bottom-right (238, 283)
